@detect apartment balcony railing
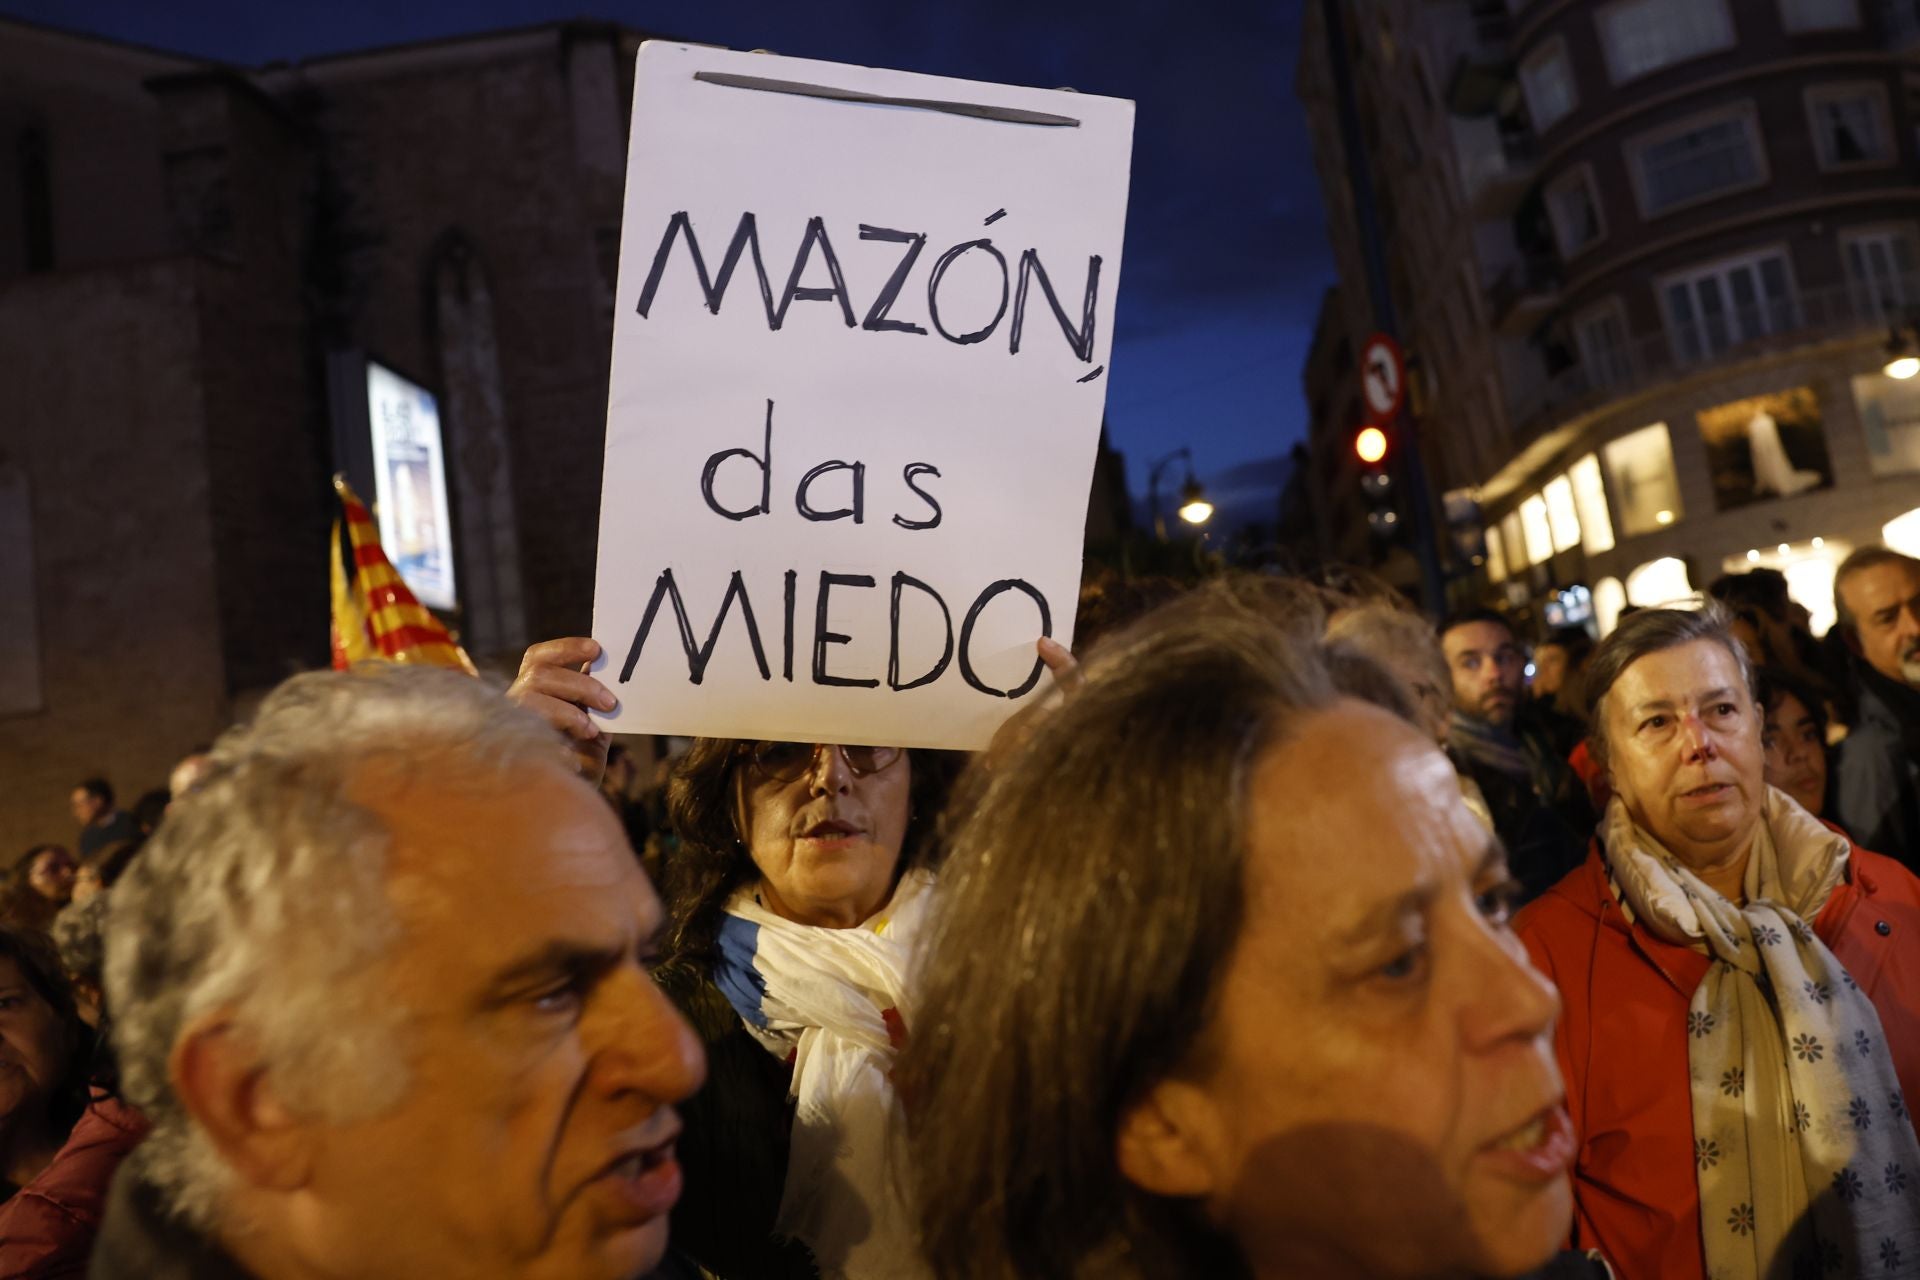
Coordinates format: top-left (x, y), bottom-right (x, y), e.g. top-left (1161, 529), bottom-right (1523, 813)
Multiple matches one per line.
top-left (1505, 275), bottom-right (1917, 446)
top-left (1489, 253), bottom-right (1562, 335)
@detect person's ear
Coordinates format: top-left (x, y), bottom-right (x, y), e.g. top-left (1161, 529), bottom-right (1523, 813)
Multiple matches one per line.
top-left (171, 1014), bottom-right (314, 1193)
top-left (1115, 1077), bottom-right (1222, 1200)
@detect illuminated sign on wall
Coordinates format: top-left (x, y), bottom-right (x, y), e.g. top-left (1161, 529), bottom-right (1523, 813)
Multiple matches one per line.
top-left (366, 362), bottom-right (458, 612)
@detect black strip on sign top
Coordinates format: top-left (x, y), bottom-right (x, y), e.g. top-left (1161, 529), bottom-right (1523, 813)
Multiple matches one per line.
top-left (692, 71), bottom-right (1081, 128)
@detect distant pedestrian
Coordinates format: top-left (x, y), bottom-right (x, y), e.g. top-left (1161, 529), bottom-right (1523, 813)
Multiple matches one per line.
top-left (1831, 546), bottom-right (1920, 866)
top-left (1440, 610), bottom-right (1594, 901)
top-left (69, 779), bottom-right (134, 860)
top-left (1758, 666), bottom-right (1832, 821)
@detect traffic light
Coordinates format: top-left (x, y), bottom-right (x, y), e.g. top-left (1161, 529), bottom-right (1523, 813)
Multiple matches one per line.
top-left (1355, 425), bottom-right (1402, 544)
top-left (1355, 426), bottom-right (1387, 465)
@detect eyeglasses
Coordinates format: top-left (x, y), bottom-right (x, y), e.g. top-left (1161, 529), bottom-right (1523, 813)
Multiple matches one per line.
top-left (742, 741), bottom-right (902, 784)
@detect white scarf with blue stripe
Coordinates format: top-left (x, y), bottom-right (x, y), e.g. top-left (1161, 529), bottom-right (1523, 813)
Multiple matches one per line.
top-left (714, 869), bottom-right (936, 1279)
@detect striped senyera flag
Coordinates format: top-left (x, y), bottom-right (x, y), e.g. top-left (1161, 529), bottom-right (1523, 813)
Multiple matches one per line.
top-left (329, 474), bottom-right (476, 674)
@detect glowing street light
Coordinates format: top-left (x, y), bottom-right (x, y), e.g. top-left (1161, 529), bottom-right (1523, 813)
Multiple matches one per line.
top-left (1148, 447), bottom-right (1212, 541)
top-left (1355, 425), bottom-right (1388, 464)
top-left (1177, 476), bottom-right (1214, 526)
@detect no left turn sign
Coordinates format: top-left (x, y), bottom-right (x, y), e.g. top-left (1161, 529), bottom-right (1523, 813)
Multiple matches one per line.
top-left (1360, 333), bottom-right (1405, 423)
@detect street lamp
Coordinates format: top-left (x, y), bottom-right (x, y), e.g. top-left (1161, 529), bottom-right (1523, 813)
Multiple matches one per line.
top-left (1148, 447), bottom-right (1212, 541)
top-left (1177, 479), bottom-right (1213, 526)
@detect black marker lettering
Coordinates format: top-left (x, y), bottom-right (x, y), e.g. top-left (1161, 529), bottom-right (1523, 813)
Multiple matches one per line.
top-left (813, 572), bottom-right (880, 688)
top-left (796, 460), bottom-right (867, 523)
top-left (892, 463), bottom-right (943, 531)
top-left (636, 212), bottom-right (778, 326)
top-left (858, 225), bottom-right (929, 335)
top-left (774, 215), bottom-right (856, 330)
top-left (927, 239), bottom-right (1010, 346)
top-left (620, 568), bottom-right (771, 686)
top-left (888, 572), bottom-right (954, 691)
top-left (700, 399), bottom-right (775, 521)
top-left (783, 568), bottom-right (797, 682)
top-left (957, 579), bottom-right (1052, 698)
top-left (1010, 250), bottom-right (1101, 361)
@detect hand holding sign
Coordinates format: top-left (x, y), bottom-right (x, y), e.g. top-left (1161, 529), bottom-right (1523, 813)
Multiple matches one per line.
top-left (590, 44), bottom-right (1133, 750)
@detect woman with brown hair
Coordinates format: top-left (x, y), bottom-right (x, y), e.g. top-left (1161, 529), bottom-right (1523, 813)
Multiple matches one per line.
top-left (898, 581), bottom-right (1593, 1280)
top-left (0, 927), bottom-right (147, 1277)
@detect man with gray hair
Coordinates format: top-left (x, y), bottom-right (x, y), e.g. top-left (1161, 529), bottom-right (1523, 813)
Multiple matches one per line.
top-left (1516, 601), bottom-right (1920, 1280)
top-left (91, 664), bottom-right (705, 1280)
top-left (1832, 544), bottom-right (1920, 866)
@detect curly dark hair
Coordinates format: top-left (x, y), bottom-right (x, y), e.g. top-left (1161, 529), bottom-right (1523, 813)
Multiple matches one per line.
top-left (662, 740), bottom-right (964, 962)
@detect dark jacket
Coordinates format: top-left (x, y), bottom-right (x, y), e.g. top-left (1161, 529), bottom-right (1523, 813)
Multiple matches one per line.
top-left (1449, 712), bottom-right (1595, 903)
top-left (657, 959), bottom-right (817, 1280)
top-left (88, 1157), bottom-right (713, 1280)
top-left (0, 1095), bottom-right (147, 1280)
top-left (1834, 664), bottom-right (1920, 870)
top-left (86, 1164), bottom-right (252, 1280)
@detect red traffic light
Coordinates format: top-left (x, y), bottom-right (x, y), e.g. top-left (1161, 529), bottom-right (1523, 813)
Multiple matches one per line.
top-left (1355, 426), bottom-right (1388, 465)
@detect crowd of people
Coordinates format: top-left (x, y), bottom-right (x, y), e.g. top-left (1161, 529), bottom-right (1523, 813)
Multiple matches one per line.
top-left (3, 546), bottom-right (1920, 1279)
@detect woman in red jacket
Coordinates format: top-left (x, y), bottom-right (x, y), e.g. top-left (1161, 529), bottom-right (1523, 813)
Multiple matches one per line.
top-left (0, 928), bottom-right (146, 1279)
top-left (1518, 604), bottom-right (1920, 1280)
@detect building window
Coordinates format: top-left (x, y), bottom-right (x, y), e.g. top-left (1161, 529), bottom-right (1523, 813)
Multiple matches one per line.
top-left (1628, 105), bottom-right (1765, 217)
top-left (1597, 0), bottom-right (1735, 84)
top-left (1841, 226), bottom-right (1918, 322)
top-left (1660, 247), bottom-right (1797, 364)
top-left (1603, 423), bottom-right (1684, 536)
top-left (1503, 510), bottom-right (1530, 572)
top-left (1545, 165), bottom-right (1605, 257)
top-left (1693, 386), bottom-right (1834, 511)
top-left (1806, 84), bottom-right (1892, 169)
top-left (1779, 0), bottom-right (1860, 31)
top-left (1487, 522), bottom-right (1508, 583)
top-left (1571, 453), bottom-right (1616, 553)
top-left (1543, 474), bottom-right (1582, 553)
top-left (1520, 39), bottom-right (1578, 132)
top-left (1574, 299), bottom-right (1635, 391)
top-left (1520, 494), bottom-right (1554, 564)
top-left (1852, 369), bottom-right (1920, 475)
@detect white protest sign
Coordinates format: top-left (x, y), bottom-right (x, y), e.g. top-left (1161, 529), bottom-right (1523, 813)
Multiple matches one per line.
top-left (590, 42), bottom-right (1134, 749)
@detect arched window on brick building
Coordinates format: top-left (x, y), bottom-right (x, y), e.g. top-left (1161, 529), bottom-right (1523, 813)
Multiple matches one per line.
top-left (429, 231), bottom-right (528, 662)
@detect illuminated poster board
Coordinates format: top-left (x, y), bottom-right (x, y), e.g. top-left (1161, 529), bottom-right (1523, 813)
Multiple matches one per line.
top-left (365, 361), bottom-right (458, 612)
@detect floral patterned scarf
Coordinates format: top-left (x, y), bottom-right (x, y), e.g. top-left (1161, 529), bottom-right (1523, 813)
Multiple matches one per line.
top-left (1602, 790), bottom-right (1920, 1277)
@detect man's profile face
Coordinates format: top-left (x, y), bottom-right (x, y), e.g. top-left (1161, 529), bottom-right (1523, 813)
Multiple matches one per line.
top-left (303, 758), bottom-right (705, 1280)
top-left (1839, 559), bottom-right (1920, 688)
top-left (69, 788), bottom-right (103, 827)
top-left (1441, 621), bottom-right (1525, 727)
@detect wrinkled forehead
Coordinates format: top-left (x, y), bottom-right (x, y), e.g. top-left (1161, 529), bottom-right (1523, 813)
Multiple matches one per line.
top-left (1611, 637), bottom-right (1748, 708)
top-left (360, 761), bottom-right (654, 970)
top-left (1246, 702), bottom-right (1488, 920)
top-left (1843, 560), bottom-right (1920, 614)
top-left (1442, 620), bottom-right (1517, 659)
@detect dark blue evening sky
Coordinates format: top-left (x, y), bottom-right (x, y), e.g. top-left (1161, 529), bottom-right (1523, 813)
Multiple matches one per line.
top-left (5, 0), bottom-right (1333, 535)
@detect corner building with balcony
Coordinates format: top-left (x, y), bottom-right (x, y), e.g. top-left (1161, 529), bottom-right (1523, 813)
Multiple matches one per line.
top-left (1303, 0), bottom-right (1920, 636)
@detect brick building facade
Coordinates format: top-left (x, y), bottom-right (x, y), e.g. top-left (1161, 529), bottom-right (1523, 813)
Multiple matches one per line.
top-left (1, 18), bottom-right (655, 854)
